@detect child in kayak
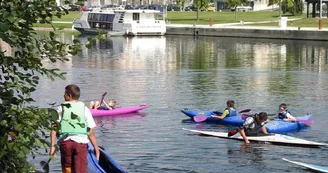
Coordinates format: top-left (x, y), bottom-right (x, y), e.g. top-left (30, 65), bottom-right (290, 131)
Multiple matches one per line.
top-left (278, 103), bottom-right (297, 121)
top-left (211, 100), bottom-right (237, 120)
top-left (239, 112), bottom-right (269, 144)
top-left (89, 99), bottom-right (116, 110)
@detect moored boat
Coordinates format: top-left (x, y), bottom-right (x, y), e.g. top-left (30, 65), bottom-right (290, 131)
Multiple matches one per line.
top-left (91, 105), bottom-right (148, 117)
top-left (73, 9), bottom-right (166, 36)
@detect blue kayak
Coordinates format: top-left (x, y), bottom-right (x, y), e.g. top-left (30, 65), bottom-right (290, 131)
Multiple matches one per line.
top-left (181, 109), bottom-right (244, 126)
top-left (87, 143), bottom-right (127, 173)
top-left (265, 114), bottom-right (312, 133)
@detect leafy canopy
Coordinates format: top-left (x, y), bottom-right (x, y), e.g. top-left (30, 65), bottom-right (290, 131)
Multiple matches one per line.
top-left (0, 0), bottom-right (84, 172)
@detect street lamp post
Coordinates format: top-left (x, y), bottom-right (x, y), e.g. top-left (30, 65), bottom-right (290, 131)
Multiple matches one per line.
top-left (279, 0), bottom-right (281, 18)
top-left (320, 0), bottom-right (322, 18)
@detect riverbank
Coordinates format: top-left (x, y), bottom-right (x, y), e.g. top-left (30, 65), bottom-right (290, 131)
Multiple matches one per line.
top-left (35, 22), bottom-right (328, 41)
top-left (165, 23), bottom-right (328, 41)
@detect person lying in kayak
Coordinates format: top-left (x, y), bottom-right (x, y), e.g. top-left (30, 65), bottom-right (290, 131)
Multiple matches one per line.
top-left (239, 112), bottom-right (268, 144)
top-left (278, 103), bottom-right (297, 122)
top-left (211, 100), bottom-right (237, 120)
top-left (89, 99), bottom-right (116, 110)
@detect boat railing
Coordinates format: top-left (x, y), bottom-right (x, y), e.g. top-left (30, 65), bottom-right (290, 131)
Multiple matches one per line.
top-left (124, 20), bottom-right (165, 24)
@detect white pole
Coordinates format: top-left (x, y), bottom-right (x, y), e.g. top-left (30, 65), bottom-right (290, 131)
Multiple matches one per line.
top-left (319, 0), bottom-right (322, 18)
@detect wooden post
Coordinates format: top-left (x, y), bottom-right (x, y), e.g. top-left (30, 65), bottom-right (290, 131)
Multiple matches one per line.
top-left (319, 19), bottom-right (322, 30)
top-left (209, 18), bottom-right (213, 27)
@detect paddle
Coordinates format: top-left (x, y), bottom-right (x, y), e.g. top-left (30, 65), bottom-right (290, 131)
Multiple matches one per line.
top-left (295, 119), bottom-right (314, 126)
top-left (40, 158), bottom-right (51, 172)
top-left (100, 92), bottom-right (107, 106)
top-left (193, 109), bottom-right (251, 123)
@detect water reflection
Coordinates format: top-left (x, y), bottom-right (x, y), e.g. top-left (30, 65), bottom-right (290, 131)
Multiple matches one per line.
top-left (30, 33), bottom-right (328, 172)
top-left (227, 144), bottom-right (264, 165)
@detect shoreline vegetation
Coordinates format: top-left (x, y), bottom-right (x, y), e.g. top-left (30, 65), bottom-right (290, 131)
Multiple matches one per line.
top-left (36, 11), bottom-right (328, 31)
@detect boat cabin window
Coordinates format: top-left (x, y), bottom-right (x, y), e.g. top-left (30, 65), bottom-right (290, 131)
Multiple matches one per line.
top-left (87, 13), bottom-right (115, 30)
top-left (133, 13), bottom-right (140, 21)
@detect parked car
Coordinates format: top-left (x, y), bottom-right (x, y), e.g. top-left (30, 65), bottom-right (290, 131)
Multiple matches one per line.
top-left (206, 6), bottom-right (216, 12)
top-left (61, 5), bottom-right (81, 11)
top-left (167, 4), bottom-right (181, 11)
top-left (184, 5), bottom-right (198, 11)
top-left (200, 6), bottom-right (216, 12)
top-left (231, 6), bottom-right (252, 12)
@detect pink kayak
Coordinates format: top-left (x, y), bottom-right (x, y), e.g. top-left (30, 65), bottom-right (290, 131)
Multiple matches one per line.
top-left (90, 105), bottom-right (148, 117)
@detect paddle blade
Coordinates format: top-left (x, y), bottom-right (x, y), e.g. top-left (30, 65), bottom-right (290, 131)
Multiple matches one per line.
top-left (40, 160), bottom-right (50, 172)
top-left (239, 109), bottom-right (251, 113)
top-left (241, 114), bottom-right (249, 120)
top-left (193, 115), bottom-right (208, 123)
top-left (298, 119), bottom-right (314, 126)
top-left (228, 128), bottom-right (239, 137)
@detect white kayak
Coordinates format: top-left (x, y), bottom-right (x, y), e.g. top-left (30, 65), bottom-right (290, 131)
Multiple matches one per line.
top-left (183, 128), bottom-right (328, 148)
top-left (282, 158), bottom-right (328, 173)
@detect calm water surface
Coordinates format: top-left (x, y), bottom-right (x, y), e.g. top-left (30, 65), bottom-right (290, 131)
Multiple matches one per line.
top-left (31, 33), bottom-right (328, 173)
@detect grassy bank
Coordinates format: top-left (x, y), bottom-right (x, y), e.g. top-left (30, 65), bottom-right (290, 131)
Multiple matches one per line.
top-left (35, 11), bottom-right (326, 28)
top-left (165, 11), bottom-right (302, 25)
top-left (246, 18), bottom-right (328, 28)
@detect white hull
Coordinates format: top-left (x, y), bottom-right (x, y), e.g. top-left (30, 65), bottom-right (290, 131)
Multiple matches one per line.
top-left (183, 128), bottom-right (328, 147)
top-left (282, 158), bottom-right (328, 173)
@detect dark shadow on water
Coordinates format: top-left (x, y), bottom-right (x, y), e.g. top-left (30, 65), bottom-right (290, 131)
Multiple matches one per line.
top-left (227, 143), bottom-right (265, 165)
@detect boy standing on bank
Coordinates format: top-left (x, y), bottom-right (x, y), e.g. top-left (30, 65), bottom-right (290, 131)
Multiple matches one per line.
top-left (50, 84), bottom-right (100, 173)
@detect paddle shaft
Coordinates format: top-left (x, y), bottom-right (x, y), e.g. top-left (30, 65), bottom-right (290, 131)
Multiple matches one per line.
top-left (99, 92), bottom-right (107, 106)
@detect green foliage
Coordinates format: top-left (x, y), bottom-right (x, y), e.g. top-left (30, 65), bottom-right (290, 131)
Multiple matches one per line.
top-left (282, 0), bottom-right (303, 15)
top-left (227, 0), bottom-right (242, 8)
top-left (175, 0), bottom-right (186, 9)
top-left (193, 0), bottom-right (210, 9)
top-left (193, 0), bottom-right (212, 20)
top-left (268, 0), bottom-right (280, 6)
top-left (0, 0), bottom-right (84, 172)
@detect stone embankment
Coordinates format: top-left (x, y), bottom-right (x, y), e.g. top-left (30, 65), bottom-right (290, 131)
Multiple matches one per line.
top-left (166, 23), bottom-right (328, 41)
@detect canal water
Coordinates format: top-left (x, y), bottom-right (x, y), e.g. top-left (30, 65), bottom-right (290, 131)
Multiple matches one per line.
top-left (31, 33), bottom-right (328, 173)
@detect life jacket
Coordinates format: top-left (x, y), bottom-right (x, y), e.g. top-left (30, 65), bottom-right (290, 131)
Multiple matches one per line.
top-left (59, 101), bottom-right (89, 135)
top-left (243, 114), bottom-right (263, 136)
top-left (226, 107), bottom-right (237, 117)
top-left (278, 109), bottom-right (291, 119)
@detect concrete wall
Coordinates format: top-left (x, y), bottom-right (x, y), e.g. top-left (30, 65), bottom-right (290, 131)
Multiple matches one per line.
top-left (166, 26), bottom-right (328, 41)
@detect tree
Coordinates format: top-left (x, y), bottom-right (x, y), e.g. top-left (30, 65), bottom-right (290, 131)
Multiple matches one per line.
top-left (227, 0), bottom-right (247, 20)
top-left (175, 0), bottom-right (186, 11)
top-left (193, 0), bottom-right (211, 21)
top-left (270, 0), bottom-right (303, 16)
top-left (0, 0), bottom-right (84, 172)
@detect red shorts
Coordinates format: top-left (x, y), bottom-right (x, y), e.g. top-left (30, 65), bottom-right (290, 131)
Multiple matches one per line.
top-left (60, 140), bottom-right (88, 173)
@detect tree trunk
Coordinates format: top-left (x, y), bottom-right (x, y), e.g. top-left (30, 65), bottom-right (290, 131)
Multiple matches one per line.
top-left (235, 7), bottom-right (237, 20)
top-left (197, 8), bottom-right (199, 21)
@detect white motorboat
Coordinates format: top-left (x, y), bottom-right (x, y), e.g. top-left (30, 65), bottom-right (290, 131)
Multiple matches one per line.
top-left (73, 9), bottom-right (166, 36)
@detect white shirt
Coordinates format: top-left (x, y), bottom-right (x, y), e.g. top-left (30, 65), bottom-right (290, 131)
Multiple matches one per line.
top-left (56, 103), bottom-right (96, 144)
top-left (286, 112), bottom-right (295, 119)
